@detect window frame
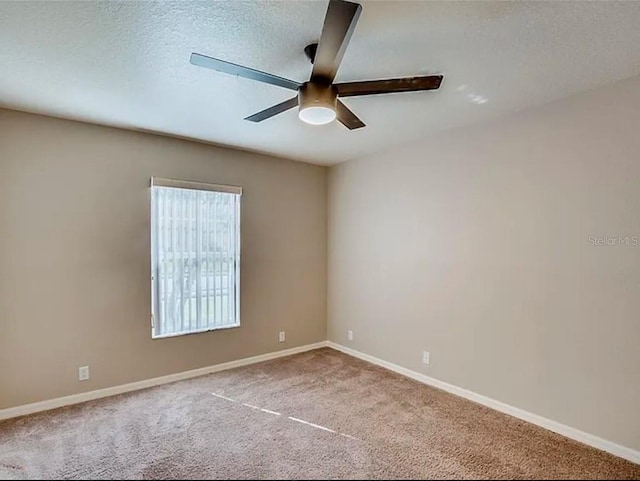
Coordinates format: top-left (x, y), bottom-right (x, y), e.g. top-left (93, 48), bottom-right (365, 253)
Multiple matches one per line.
top-left (150, 177), bottom-right (242, 339)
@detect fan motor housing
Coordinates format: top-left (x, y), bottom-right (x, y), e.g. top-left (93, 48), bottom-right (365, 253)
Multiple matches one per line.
top-left (298, 82), bottom-right (337, 111)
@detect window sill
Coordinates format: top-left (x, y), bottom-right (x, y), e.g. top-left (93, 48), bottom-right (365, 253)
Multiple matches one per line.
top-left (152, 322), bottom-right (240, 340)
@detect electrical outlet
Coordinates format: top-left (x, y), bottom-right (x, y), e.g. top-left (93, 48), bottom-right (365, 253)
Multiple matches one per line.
top-left (78, 366), bottom-right (90, 381)
top-left (422, 351), bottom-right (430, 365)
top-left (279, 331), bottom-right (286, 343)
top-left (348, 330), bottom-right (353, 341)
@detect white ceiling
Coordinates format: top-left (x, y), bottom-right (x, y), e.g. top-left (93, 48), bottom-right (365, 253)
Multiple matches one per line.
top-left (1, 1), bottom-right (640, 166)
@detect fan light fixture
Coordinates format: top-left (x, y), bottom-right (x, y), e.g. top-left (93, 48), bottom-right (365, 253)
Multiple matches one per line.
top-left (297, 82), bottom-right (337, 125)
top-left (298, 105), bottom-right (336, 125)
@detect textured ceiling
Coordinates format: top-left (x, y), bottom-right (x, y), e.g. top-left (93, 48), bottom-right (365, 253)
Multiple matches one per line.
top-left (1, 1), bottom-right (640, 165)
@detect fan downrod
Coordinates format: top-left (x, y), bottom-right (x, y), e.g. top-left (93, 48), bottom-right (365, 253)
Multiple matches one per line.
top-left (304, 43), bottom-right (318, 64)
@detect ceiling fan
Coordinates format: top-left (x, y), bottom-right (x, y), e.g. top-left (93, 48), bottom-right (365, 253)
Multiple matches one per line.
top-left (190, 0), bottom-right (443, 130)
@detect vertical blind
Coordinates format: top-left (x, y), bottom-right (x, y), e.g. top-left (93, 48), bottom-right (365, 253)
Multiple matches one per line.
top-left (150, 178), bottom-right (241, 338)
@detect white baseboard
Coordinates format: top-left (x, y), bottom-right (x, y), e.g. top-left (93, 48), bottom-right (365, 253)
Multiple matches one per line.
top-left (3, 340), bottom-right (638, 466)
top-left (327, 341), bottom-right (640, 465)
top-left (0, 341), bottom-right (329, 421)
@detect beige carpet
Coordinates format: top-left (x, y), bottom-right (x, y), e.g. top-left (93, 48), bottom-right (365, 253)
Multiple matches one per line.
top-left (1, 348), bottom-right (638, 480)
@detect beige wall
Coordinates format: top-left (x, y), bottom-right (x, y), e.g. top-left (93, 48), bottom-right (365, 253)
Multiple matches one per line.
top-left (328, 76), bottom-right (640, 451)
top-left (0, 109), bottom-right (327, 409)
top-left (2, 76), bottom-right (639, 452)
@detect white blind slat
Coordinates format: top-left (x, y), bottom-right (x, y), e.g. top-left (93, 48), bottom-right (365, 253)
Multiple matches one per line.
top-left (205, 193), bottom-right (211, 325)
top-left (195, 191), bottom-right (202, 331)
top-left (213, 191), bottom-right (219, 328)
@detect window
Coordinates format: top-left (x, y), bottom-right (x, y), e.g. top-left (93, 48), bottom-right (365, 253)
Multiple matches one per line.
top-left (150, 177), bottom-right (241, 338)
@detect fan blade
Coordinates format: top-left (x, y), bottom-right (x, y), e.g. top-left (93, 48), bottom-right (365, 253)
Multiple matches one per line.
top-left (244, 97), bottom-right (299, 122)
top-left (336, 75), bottom-right (443, 97)
top-left (336, 100), bottom-right (365, 130)
top-left (311, 0), bottom-right (362, 83)
top-left (190, 53), bottom-right (301, 91)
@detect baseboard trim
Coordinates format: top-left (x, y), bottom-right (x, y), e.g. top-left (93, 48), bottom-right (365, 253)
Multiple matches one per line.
top-left (0, 341), bottom-right (329, 421)
top-left (3, 340), bottom-right (638, 465)
top-left (327, 341), bottom-right (640, 465)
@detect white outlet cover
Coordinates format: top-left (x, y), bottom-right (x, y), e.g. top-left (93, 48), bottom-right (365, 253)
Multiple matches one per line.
top-left (78, 366), bottom-right (90, 381)
top-left (423, 351), bottom-right (430, 365)
top-left (279, 331), bottom-right (285, 342)
top-left (348, 330), bottom-right (353, 341)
